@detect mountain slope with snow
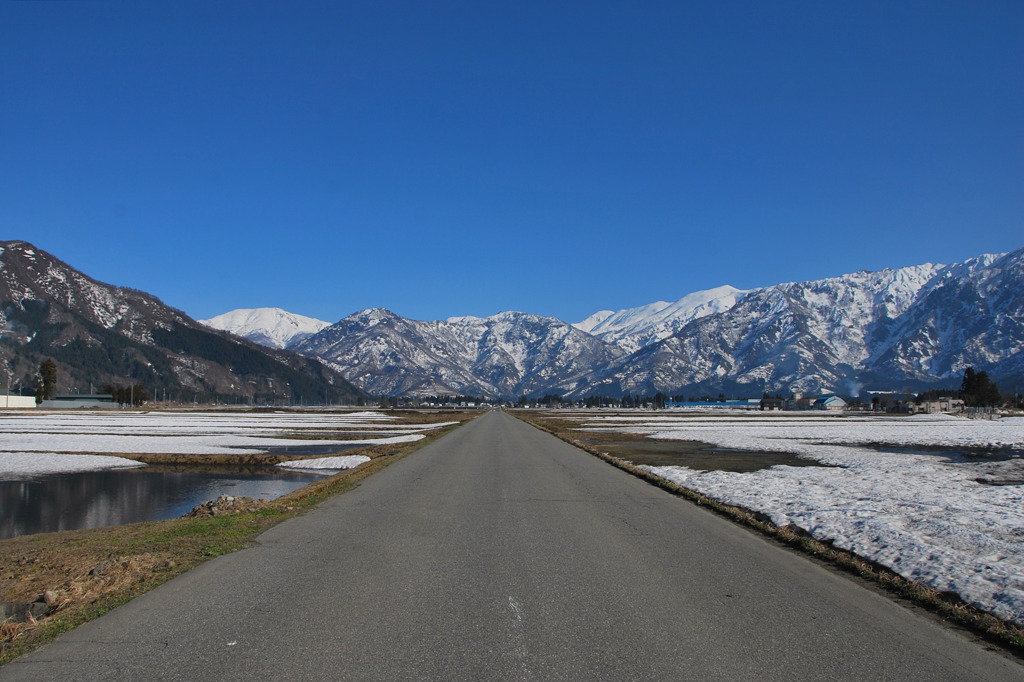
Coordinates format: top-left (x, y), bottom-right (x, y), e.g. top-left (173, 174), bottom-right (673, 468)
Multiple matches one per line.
top-left (42, 237), bottom-right (1019, 401)
top-left (257, 248), bottom-right (1024, 399)
top-left (575, 285), bottom-right (749, 353)
top-left (868, 252), bottom-right (1024, 384)
top-left (585, 252), bottom-right (1022, 397)
top-left (573, 310), bottom-right (615, 334)
top-left (200, 308), bottom-right (331, 350)
top-left (0, 241), bottom-right (366, 404)
top-left (292, 309), bottom-right (624, 398)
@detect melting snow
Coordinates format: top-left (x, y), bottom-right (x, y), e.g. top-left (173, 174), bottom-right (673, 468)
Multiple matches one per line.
top-left (277, 454), bottom-right (371, 471)
top-left (0, 453), bottom-right (144, 478)
top-left (0, 411), bottom-right (436, 473)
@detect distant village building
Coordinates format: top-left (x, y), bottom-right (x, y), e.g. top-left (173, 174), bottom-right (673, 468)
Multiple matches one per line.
top-left (791, 396), bottom-right (818, 410)
top-left (1, 394), bottom-right (37, 409)
top-left (39, 394), bottom-right (117, 409)
top-left (910, 397), bottom-right (965, 415)
top-left (756, 395), bottom-right (852, 411)
top-left (814, 396), bottom-right (847, 411)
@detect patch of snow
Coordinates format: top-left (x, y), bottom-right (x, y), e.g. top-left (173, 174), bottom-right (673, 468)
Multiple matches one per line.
top-left (277, 454), bottom-right (371, 471)
top-left (0, 452), bottom-right (143, 478)
top-left (0, 432), bottom-right (418, 455)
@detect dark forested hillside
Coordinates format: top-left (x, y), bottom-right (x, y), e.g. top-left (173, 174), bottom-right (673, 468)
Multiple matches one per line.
top-left (0, 241), bottom-right (366, 404)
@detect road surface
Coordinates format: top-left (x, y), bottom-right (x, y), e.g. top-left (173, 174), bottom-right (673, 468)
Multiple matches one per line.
top-left (3, 410), bottom-right (1020, 680)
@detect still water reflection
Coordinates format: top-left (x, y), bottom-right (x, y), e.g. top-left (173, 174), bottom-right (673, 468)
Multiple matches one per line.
top-left (0, 465), bottom-right (327, 540)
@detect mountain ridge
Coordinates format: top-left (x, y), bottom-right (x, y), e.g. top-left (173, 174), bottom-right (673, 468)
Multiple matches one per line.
top-left (291, 308), bottom-right (624, 399)
top-left (284, 248), bottom-right (1023, 399)
top-left (5, 239), bottom-right (1021, 401)
top-left (0, 241), bottom-right (367, 404)
top-left (574, 284), bottom-right (750, 354)
top-left (587, 252), bottom-right (1021, 398)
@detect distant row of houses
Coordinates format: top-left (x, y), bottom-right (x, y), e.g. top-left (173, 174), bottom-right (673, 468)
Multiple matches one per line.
top-left (1, 392), bottom-right (968, 415)
top-left (758, 395), bottom-right (848, 411)
top-left (758, 394), bottom-right (966, 414)
top-left (654, 397), bottom-right (853, 411)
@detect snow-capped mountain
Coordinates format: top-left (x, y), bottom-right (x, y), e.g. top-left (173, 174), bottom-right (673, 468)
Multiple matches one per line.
top-left (867, 252), bottom-right (1024, 385)
top-left (291, 309), bottom-right (624, 398)
top-left (573, 310), bottom-right (615, 334)
top-left (285, 249), bottom-right (1020, 399)
top-left (574, 285), bottom-right (749, 354)
top-left (586, 250), bottom-right (1023, 397)
top-left (0, 241), bottom-right (366, 404)
top-left (240, 248), bottom-right (1024, 399)
top-left (199, 308), bottom-right (330, 350)
top-left (35, 234), bottom-right (1017, 401)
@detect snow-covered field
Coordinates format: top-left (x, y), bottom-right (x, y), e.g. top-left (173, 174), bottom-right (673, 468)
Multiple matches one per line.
top-left (0, 410), bottom-right (453, 476)
top-left (575, 412), bottom-right (1024, 625)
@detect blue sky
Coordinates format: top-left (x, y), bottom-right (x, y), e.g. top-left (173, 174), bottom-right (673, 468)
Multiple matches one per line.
top-left (2, 1), bottom-right (1021, 325)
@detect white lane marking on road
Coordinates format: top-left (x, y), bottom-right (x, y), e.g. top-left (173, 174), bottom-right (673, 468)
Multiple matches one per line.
top-left (508, 595), bottom-right (524, 622)
top-left (507, 595), bottom-right (532, 680)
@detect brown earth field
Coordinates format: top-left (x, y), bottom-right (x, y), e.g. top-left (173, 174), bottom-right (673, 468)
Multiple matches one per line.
top-left (579, 433), bottom-right (826, 472)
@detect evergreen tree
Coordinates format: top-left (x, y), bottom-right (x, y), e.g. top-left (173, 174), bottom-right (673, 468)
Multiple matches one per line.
top-left (130, 383), bottom-right (148, 407)
top-left (961, 367), bottom-right (1002, 407)
top-left (34, 358), bottom-right (57, 404)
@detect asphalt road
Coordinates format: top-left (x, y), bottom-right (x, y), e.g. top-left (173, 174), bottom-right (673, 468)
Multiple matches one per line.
top-left (4, 410), bottom-right (1021, 680)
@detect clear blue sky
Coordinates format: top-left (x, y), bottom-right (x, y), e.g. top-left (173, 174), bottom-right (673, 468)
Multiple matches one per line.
top-left (2, 1), bottom-right (1021, 324)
